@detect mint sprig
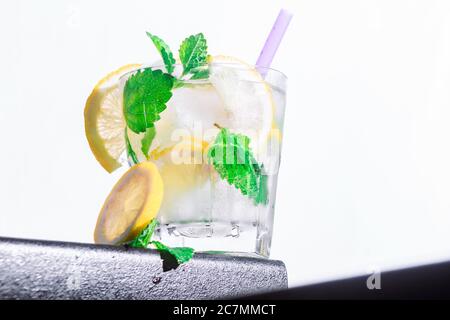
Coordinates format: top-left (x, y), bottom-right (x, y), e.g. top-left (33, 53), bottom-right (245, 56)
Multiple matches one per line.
top-left (189, 67), bottom-right (209, 80)
top-left (207, 128), bottom-right (269, 205)
top-left (179, 33), bottom-right (208, 76)
top-left (123, 33), bottom-right (211, 162)
top-left (123, 68), bottom-right (174, 134)
top-left (151, 241), bottom-right (195, 265)
top-left (129, 220), bottom-right (195, 265)
top-left (146, 32), bottom-right (176, 74)
top-left (129, 219), bottom-right (158, 248)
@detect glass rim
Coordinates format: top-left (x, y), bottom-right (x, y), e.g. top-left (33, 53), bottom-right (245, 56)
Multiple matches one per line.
top-left (119, 62), bottom-right (287, 83)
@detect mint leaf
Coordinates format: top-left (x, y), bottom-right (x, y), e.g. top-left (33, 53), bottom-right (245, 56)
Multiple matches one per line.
top-left (255, 167), bottom-right (269, 205)
top-left (125, 127), bottom-right (139, 165)
top-left (173, 78), bottom-right (185, 89)
top-left (123, 68), bottom-right (174, 134)
top-left (146, 32), bottom-right (175, 74)
top-left (128, 220), bottom-right (194, 265)
top-left (129, 219), bottom-right (158, 248)
top-left (189, 68), bottom-right (209, 80)
top-left (179, 33), bottom-right (208, 76)
top-left (151, 241), bottom-right (195, 264)
top-left (141, 126), bottom-right (156, 158)
top-left (207, 128), bottom-right (269, 205)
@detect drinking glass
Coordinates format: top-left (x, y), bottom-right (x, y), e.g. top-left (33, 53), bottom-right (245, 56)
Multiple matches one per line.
top-left (120, 63), bottom-right (287, 257)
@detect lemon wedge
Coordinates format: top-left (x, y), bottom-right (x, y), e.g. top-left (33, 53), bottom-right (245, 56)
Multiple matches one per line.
top-left (94, 161), bottom-right (163, 245)
top-left (84, 64), bottom-right (141, 173)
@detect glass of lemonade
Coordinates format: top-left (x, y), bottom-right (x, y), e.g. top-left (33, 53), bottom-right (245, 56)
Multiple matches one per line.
top-left (119, 62), bottom-right (286, 257)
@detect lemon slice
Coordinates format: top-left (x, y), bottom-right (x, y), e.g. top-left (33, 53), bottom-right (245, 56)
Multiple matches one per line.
top-left (154, 137), bottom-right (210, 195)
top-left (85, 64), bottom-right (141, 173)
top-left (94, 161), bottom-right (164, 245)
top-left (151, 137), bottom-right (211, 223)
top-left (208, 55), bottom-right (276, 152)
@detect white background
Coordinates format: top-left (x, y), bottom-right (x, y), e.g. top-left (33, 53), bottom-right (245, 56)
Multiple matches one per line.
top-left (1, 0), bottom-right (450, 287)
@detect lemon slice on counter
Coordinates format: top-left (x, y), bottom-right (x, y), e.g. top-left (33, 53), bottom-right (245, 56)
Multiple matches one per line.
top-left (84, 64), bottom-right (141, 173)
top-left (94, 161), bottom-right (163, 245)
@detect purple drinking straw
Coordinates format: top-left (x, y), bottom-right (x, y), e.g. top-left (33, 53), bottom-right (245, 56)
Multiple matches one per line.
top-left (256, 9), bottom-right (293, 76)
